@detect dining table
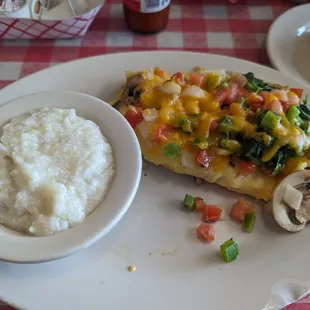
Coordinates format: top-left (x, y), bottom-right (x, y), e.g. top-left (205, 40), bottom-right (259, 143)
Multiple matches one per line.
top-left (0, 0), bottom-right (309, 309)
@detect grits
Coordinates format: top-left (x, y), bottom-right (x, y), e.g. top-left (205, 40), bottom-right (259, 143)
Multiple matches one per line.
top-left (0, 107), bottom-right (114, 236)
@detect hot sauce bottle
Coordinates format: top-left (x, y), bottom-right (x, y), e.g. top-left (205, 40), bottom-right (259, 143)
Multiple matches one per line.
top-left (123, 0), bottom-right (171, 34)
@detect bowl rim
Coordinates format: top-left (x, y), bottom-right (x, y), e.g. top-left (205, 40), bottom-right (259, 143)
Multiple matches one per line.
top-left (0, 90), bottom-right (142, 263)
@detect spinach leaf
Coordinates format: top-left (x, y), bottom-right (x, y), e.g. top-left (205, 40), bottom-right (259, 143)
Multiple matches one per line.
top-left (298, 104), bottom-right (310, 121)
top-left (241, 139), bottom-right (265, 165)
top-left (243, 72), bottom-right (275, 92)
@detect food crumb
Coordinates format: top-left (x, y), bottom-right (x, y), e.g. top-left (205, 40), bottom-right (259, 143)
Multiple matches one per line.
top-left (149, 252), bottom-right (151, 255)
top-left (127, 265), bottom-right (136, 272)
top-left (144, 173), bottom-right (147, 176)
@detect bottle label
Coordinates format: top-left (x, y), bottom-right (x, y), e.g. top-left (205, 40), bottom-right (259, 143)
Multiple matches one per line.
top-left (123, 0), bottom-right (170, 13)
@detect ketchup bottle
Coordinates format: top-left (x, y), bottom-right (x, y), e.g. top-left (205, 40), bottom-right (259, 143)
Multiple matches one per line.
top-left (123, 0), bottom-right (171, 34)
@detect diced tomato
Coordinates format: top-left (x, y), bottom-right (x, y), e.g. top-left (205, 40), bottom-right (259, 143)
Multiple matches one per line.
top-left (281, 101), bottom-right (290, 112)
top-left (125, 109), bottom-right (143, 129)
top-left (153, 124), bottom-right (170, 144)
top-left (203, 205), bottom-right (223, 222)
top-left (237, 87), bottom-right (250, 98)
top-left (230, 197), bottom-right (255, 223)
top-left (235, 160), bottom-right (257, 175)
top-left (209, 119), bottom-right (218, 133)
top-left (260, 91), bottom-right (270, 101)
top-left (171, 72), bottom-right (185, 86)
top-left (188, 73), bottom-right (204, 87)
top-left (225, 83), bottom-right (239, 105)
top-left (194, 197), bottom-right (207, 213)
top-left (196, 150), bottom-right (214, 168)
top-left (213, 87), bottom-right (230, 105)
top-left (246, 93), bottom-right (264, 111)
top-left (290, 88), bottom-right (303, 98)
top-left (264, 99), bottom-right (283, 115)
top-left (197, 224), bottom-right (215, 243)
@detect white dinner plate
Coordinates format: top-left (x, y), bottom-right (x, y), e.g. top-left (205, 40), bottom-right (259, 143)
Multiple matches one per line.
top-left (0, 91), bottom-right (142, 263)
top-left (267, 4), bottom-right (310, 87)
top-left (0, 51), bottom-right (310, 310)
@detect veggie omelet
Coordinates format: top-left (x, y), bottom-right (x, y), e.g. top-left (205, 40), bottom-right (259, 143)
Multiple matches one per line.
top-left (111, 67), bottom-right (310, 201)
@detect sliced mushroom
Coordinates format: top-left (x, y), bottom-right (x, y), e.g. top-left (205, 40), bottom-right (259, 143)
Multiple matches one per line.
top-left (121, 74), bottom-right (144, 103)
top-left (272, 171), bottom-right (310, 232)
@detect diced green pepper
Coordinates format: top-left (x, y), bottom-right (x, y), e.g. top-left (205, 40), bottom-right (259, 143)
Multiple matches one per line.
top-left (218, 116), bottom-right (235, 133)
top-left (286, 105), bottom-right (300, 122)
top-left (260, 111), bottom-right (281, 131)
top-left (222, 82), bottom-right (229, 88)
top-left (219, 139), bottom-right (240, 153)
top-left (242, 212), bottom-right (256, 233)
top-left (193, 136), bottom-right (210, 149)
top-left (301, 121), bottom-right (310, 133)
top-left (163, 142), bottom-right (181, 160)
top-left (220, 239), bottom-right (239, 263)
top-left (180, 118), bottom-right (193, 133)
top-left (298, 104), bottom-right (310, 121)
top-left (183, 193), bottom-right (195, 211)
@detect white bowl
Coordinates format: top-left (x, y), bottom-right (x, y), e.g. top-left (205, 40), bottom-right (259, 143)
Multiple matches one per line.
top-left (0, 90), bottom-right (142, 263)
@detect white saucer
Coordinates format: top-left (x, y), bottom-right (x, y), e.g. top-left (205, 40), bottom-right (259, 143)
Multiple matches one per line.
top-left (267, 4), bottom-right (310, 87)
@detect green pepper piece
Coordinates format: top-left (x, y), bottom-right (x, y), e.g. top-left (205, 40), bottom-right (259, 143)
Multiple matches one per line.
top-left (298, 104), bottom-right (310, 121)
top-left (180, 118), bottom-right (193, 133)
top-left (286, 105), bottom-right (300, 122)
top-left (183, 193), bottom-right (195, 211)
top-left (218, 116), bottom-right (235, 133)
top-left (222, 82), bottom-right (229, 88)
top-left (220, 239), bottom-right (239, 263)
top-left (163, 142), bottom-right (181, 160)
top-left (260, 111), bottom-right (281, 131)
top-left (193, 136), bottom-right (210, 149)
top-left (242, 212), bottom-right (256, 233)
top-left (219, 139), bottom-right (240, 153)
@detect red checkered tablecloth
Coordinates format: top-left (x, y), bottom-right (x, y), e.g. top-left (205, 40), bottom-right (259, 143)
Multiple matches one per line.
top-left (0, 0), bottom-right (310, 309)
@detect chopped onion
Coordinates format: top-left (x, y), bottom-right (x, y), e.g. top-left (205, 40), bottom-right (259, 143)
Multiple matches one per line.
top-left (215, 148), bottom-right (231, 156)
top-left (142, 108), bottom-right (158, 122)
top-left (181, 151), bottom-right (195, 168)
top-left (272, 89), bottom-right (289, 102)
top-left (231, 72), bottom-right (247, 87)
top-left (159, 81), bottom-right (181, 95)
top-left (183, 85), bottom-right (205, 99)
top-left (146, 70), bottom-right (154, 80)
top-left (137, 120), bottom-right (153, 139)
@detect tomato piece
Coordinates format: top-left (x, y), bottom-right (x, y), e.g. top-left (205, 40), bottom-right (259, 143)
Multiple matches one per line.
top-left (290, 88), bottom-right (303, 98)
top-left (260, 91), bottom-right (270, 101)
top-left (197, 150), bottom-right (214, 168)
top-left (264, 100), bottom-right (283, 115)
top-left (237, 87), bottom-right (250, 98)
top-left (125, 109), bottom-right (143, 129)
top-left (225, 83), bottom-right (238, 105)
top-left (235, 160), bottom-right (257, 175)
top-left (230, 197), bottom-right (254, 223)
top-left (203, 205), bottom-right (223, 222)
top-left (188, 73), bottom-right (204, 87)
top-left (209, 119), bottom-right (218, 133)
top-left (246, 93), bottom-right (264, 111)
top-left (281, 101), bottom-right (290, 112)
top-left (172, 72), bottom-right (185, 86)
top-left (194, 197), bottom-right (207, 213)
top-left (153, 124), bottom-right (169, 144)
top-left (213, 87), bottom-right (230, 105)
top-left (197, 224), bottom-right (215, 243)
